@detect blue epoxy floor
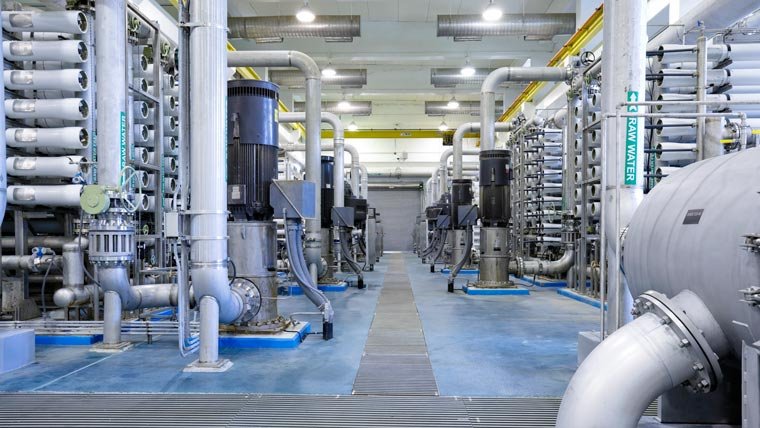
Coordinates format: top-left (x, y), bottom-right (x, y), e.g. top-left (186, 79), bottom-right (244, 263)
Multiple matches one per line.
top-left (408, 254), bottom-right (598, 397)
top-left (0, 253), bottom-right (598, 397)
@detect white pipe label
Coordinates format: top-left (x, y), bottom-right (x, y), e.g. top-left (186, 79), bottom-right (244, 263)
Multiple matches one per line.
top-left (624, 91), bottom-right (640, 185)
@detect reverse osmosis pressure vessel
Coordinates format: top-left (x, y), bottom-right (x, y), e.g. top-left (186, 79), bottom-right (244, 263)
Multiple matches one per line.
top-left (3, 40), bottom-right (87, 62)
top-left (4, 69), bottom-right (88, 92)
top-left (2, 11), bottom-right (88, 34)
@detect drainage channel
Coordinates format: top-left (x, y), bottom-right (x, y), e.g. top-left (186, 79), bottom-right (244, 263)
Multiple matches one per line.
top-left (352, 253), bottom-right (439, 396)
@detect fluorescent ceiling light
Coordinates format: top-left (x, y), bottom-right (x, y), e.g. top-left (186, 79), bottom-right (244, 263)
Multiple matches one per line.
top-left (482, 1), bottom-right (503, 22)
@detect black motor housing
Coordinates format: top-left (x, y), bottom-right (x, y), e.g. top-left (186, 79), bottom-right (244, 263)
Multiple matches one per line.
top-left (479, 149), bottom-right (511, 227)
top-left (227, 80), bottom-right (280, 221)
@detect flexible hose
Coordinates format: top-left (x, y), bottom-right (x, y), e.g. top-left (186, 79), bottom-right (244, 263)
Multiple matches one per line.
top-left (339, 229), bottom-right (364, 280)
top-left (448, 226), bottom-right (473, 284)
top-left (285, 219), bottom-right (334, 323)
top-left (432, 229), bottom-right (448, 263)
top-left (420, 229), bottom-right (441, 257)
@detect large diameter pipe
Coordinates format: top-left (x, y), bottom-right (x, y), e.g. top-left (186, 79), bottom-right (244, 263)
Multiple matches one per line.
top-left (97, 266), bottom-right (178, 310)
top-left (452, 122), bottom-right (513, 180)
top-left (281, 142), bottom-right (361, 197)
top-left (190, 0), bottom-right (244, 326)
top-left (228, 50), bottom-right (323, 279)
top-left (556, 291), bottom-right (726, 428)
top-left (279, 112), bottom-right (345, 207)
top-left (480, 67), bottom-right (569, 151)
top-left (602, 0), bottom-right (647, 333)
top-left (95, 0), bottom-right (126, 187)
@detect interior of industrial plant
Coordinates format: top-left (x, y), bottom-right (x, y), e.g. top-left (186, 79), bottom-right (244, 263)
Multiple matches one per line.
top-left (0, 0), bottom-right (759, 427)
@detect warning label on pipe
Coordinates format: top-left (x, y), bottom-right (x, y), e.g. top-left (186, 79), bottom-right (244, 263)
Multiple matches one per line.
top-left (624, 91), bottom-right (639, 186)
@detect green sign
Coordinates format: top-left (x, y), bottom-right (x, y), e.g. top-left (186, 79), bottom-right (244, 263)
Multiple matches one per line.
top-left (624, 91), bottom-right (639, 186)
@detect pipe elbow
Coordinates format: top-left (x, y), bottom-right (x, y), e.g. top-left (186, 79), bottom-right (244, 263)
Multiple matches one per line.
top-left (289, 50), bottom-right (321, 80)
top-left (320, 112), bottom-right (344, 140)
top-left (98, 266), bottom-right (141, 310)
top-left (558, 290), bottom-right (729, 428)
top-left (191, 266), bottom-right (244, 324)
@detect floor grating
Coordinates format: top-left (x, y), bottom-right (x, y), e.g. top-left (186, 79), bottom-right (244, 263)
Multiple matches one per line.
top-left (352, 254), bottom-right (439, 396)
top-left (0, 393), bottom-right (658, 427)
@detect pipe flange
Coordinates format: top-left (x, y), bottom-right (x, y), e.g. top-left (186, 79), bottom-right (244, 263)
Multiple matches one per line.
top-left (230, 277), bottom-right (262, 325)
top-left (632, 291), bottom-right (723, 393)
top-left (514, 257), bottom-right (525, 278)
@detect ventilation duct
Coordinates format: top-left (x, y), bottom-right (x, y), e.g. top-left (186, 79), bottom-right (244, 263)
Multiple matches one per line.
top-left (229, 16), bottom-right (361, 43)
top-left (431, 68), bottom-right (496, 87)
top-left (294, 100), bottom-right (372, 116)
top-left (271, 69), bottom-right (366, 88)
top-left (437, 14), bottom-right (575, 41)
top-left (425, 100), bottom-right (502, 116)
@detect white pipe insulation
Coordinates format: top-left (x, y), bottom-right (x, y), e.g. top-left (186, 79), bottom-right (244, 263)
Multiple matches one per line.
top-left (227, 50), bottom-right (323, 281)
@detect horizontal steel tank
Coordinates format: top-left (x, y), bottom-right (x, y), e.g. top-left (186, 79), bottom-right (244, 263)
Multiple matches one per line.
top-left (623, 147), bottom-right (760, 356)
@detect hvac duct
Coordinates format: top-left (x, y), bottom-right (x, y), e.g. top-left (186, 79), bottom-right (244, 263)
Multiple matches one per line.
top-left (228, 15), bottom-right (360, 43)
top-left (425, 100), bottom-right (502, 117)
top-left (430, 68), bottom-right (495, 87)
top-left (294, 100), bottom-right (371, 116)
top-left (437, 14), bottom-right (575, 40)
top-left (272, 69), bottom-right (366, 88)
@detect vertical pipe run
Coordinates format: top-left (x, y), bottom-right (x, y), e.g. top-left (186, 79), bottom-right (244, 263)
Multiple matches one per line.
top-left (0, 52), bottom-right (6, 225)
top-left (198, 296), bottom-right (219, 364)
top-left (102, 291), bottom-right (122, 344)
top-left (696, 36), bottom-right (707, 161)
top-left (95, 0), bottom-right (127, 187)
top-left (602, 0), bottom-right (646, 333)
top-left (304, 77), bottom-right (322, 282)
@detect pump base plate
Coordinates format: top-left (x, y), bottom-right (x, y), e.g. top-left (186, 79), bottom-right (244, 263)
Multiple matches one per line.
top-left (183, 358), bottom-right (233, 373)
top-left (440, 268), bottom-right (479, 275)
top-left (90, 341), bottom-right (133, 353)
top-left (462, 285), bottom-right (529, 295)
top-left (279, 282), bottom-right (348, 295)
top-left (219, 321), bottom-right (311, 349)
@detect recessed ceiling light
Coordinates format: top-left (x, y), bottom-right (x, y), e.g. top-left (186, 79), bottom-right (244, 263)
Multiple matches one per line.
top-left (447, 97), bottom-right (460, 109)
top-left (296, 1), bottom-right (316, 23)
top-left (438, 121), bottom-right (449, 132)
top-left (482, 0), bottom-right (503, 22)
top-left (348, 121), bottom-right (359, 131)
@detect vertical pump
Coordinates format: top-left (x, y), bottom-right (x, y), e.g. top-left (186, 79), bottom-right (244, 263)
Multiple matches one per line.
top-left (225, 79), bottom-right (282, 332)
top-left (475, 149), bottom-right (512, 287)
top-left (447, 178), bottom-right (476, 292)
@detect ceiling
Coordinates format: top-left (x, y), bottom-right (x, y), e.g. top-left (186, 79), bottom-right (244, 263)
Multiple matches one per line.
top-left (158, 0), bottom-right (577, 130)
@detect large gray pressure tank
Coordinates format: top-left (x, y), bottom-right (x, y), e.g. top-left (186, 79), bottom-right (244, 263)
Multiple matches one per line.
top-left (624, 147), bottom-right (760, 357)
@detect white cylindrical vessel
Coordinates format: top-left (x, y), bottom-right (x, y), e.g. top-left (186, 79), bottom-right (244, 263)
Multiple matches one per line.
top-left (4, 69), bottom-right (87, 92)
top-left (164, 177), bottom-right (178, 194)
top-left (5, 98), bottom-right (88, 121)
top-left (625, 147), bottom-right (760, 357)
top-left (3, 40), bottom-right (87, 62)
top-left (8, 184), bottom-right (82, 207)
top-left (133, 125), bottom-right (150, 146)
top-left (6, 127), bottom-right (87, 152)
top-left (6, 156), bottom-right (86, 178)
top-left (133, 101), bottom-right (149, 124)
top-left (656, 142), bottom-right (696, 162)
top-left (134, 147), bottom-right (149, 164)
top-left (2, 11), bottom-right (88, 34)
top-left (163, 136), bottom-right (178, 155)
